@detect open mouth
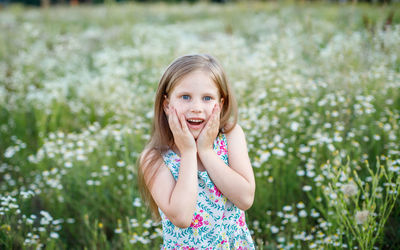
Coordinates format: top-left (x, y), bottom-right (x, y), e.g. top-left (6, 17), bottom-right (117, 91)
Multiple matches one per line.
top-left (187, 119), bottom-right (204, 126)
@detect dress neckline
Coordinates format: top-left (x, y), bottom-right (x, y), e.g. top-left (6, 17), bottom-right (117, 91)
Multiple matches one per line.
top-left (167, 149), bottom-right (208, 174)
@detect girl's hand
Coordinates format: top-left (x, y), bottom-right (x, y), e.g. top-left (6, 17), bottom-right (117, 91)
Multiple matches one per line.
top-left (196, 104), bottom-right (220, 153)
top-left (166, 106), bottom-right (197, 154)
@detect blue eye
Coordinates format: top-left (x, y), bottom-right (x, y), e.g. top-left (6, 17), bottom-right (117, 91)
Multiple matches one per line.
top-left (203, 96), bottom-right (212, 101)
top-left (182, 95), bottom-right (190, 100)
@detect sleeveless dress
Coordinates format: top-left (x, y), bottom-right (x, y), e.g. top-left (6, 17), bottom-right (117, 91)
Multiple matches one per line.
top-left (160, 133), bottom-right (255, 249)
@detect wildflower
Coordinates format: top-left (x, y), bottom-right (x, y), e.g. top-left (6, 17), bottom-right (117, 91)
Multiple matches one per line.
top-left (296, 170), bottom-right (305, 176)
top-left (355, 210), bottom-right (369, 225)
top-left (117, 160), bottom-right (125, 167)
top-left (296, 202), bottom-right (305, 209)
top-left (311, 209), bottom-right (320, 218)
top-left (290, 122), bottom-right (299, 131)
top-left (133, 197), bottom-right (142, 207)
top-left (272, 148), bottom-right (286, 157)
top-left (302, 185), bottom-right (312, 192)
top-left (50, 232), bottom-right (59, 239)
top-left (66, 218), bottom-right (75, 224)
top-left (283, 205), bottom-right (292, 212)
top-left (299, 210), bottom-right (307, 218)
top-left (64, 162), bottom-right (73, 168)
top-left (143, 219), bottom-right (152, 228)
top-left (270, 225), bottom-right (279, 234)
top-left (341, 182), bottom-right (358, 197)
top-left (114, 228), bottom-right (123, 234)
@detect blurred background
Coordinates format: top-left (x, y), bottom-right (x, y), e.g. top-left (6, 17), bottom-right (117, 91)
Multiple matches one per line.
top-left (1, 0), bottom-right (400, 8)
top-left (1, 0), bottom-right (399, 249)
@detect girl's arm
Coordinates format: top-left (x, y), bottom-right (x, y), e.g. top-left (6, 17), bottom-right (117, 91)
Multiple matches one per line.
top-left (198, 124), bottom-right (255, 211)
top-left (146, 106), bottom-right (198, 228)
top-left (146, 149), bottom-right (198, 228)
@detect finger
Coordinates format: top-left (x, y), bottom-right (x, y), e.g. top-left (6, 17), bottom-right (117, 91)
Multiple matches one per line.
top-left (173, 107), bottom-right (182, 130)
top-left (179, 113), bottom-right (189, 132)
top-left (168, 107), bottom-right (181, 134)
top-left (211, 104), bottom-right (220, 123)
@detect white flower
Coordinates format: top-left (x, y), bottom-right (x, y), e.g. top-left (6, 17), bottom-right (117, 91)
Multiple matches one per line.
top-left (101, 165), bottom-right (109, 172)
top-left (296, 170), bottom-right (305, 176)
top-left (341, 182), bottom-right (358, 197)
top-left (270, 225), bottom-right (279, 234)
top-left (272, 148), bottom-right (286, 157)
top-left (64, 162), bottom-right (73, 168)
top-left (133, 198), bottom-right (142, 207)
top-left (283, 205), bottom-right (292, 212)
top-left (114, 228), bottom-right (123, 234)
top-left (355, 210), bottom-right (369, 225)
top-left (302, 185), bottom-right (312, 192)
top-left (296, 202), bottom-right (305, 209)
top-left (299, 210), bottom-right (307, 218)
top-left (50, 232), bottom-right (59, 239)
top-left (290, 122), bottom-right (299, 131)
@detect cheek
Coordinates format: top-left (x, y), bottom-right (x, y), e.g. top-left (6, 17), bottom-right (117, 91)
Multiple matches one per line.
top-left (170, 100), bottom-right (185, 116)
top-left (205, 102), bottom-right (217, 116)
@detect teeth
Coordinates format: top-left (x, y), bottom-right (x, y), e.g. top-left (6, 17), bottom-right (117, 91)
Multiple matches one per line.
top-left (188, 119), bottom-right (203, 123)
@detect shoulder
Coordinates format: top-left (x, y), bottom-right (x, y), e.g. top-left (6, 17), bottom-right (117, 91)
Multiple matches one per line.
top-left (139, 147), bottom-right (165, 182)
top-left (225, 123), bottom-right (246, 143)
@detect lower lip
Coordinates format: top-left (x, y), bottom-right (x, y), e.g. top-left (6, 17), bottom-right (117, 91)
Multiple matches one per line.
top-left (187, 121), bottom-right (204, 130)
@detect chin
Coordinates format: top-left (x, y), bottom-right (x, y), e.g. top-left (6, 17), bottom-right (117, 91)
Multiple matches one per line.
top-left (191, 131), bottom-right (200, 139)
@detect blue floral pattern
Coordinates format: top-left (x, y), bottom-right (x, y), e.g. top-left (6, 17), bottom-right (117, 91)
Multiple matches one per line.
top-left (160, 133), bottom-right (255, 249)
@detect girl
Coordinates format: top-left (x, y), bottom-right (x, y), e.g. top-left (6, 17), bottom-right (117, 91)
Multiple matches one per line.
top-left (138, 54), bottom-right (255, 249)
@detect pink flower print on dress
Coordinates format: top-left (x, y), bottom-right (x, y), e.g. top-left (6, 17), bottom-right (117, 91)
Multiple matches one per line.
top-left (190, 214), bottom-right (204, 229)
top-left (237, 211), bottom-right (246, 227)
top-left (219, 139), bottom-right (227, 153)
top-left (182, 247), bottom-right (195, 250)
top-left (213, 185), bottom-right (222, 197)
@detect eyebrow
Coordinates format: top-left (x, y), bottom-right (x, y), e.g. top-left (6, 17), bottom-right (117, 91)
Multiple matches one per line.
top-left (174, 91), bottom-right (219, 97)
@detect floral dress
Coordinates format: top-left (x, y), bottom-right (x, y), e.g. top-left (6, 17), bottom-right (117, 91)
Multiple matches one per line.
top-left (160, 133), bottom-right (255, 249)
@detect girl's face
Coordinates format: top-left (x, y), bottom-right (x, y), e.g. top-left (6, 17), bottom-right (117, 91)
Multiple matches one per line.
top-left (164, 70), bottom-right (224, 140)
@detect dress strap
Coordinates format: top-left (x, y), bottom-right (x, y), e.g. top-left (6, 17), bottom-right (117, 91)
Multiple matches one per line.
top-left (213, 133), bottom-right (229, 166)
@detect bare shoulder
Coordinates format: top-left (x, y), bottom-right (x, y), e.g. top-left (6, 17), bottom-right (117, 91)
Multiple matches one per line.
top-left (225, 123), bottom-right (247, 144)
top-left (224, 123), bottom-right (250, 162)
top-left (139, 147), bottom-right (168, 186)
top-left (224, 123), bottom-right (254, 183)
top-left (139, 147), bottom-right (176, 207)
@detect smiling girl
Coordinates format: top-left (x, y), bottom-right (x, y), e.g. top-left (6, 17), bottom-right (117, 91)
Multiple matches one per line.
top-left (138, 54), bottom-right (255, 249)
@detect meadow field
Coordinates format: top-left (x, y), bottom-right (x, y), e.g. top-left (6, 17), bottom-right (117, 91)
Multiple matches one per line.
top-left (1, 2), bottom-right (400, 249)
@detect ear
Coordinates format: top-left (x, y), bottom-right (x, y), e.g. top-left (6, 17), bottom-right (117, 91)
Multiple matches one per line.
top-left (219, 98), bottom-right (224, 111)
top-left (163, 95), bottom-right (170, 115)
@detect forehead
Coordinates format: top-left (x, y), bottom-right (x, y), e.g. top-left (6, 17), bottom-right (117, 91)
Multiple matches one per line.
top-left (171, 70), bottom-right (220, 95)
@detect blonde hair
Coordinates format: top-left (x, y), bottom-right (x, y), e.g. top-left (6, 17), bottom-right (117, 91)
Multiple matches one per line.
top-left (138, 54), bottom-right (238, 220)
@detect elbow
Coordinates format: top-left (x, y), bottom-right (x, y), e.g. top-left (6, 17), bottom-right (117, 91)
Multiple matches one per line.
top-left (238, 184), bottom-right (255, 211)
top-left (238, 194), bottom-right (254, 211)
top-left (169, 213), bottom-right (192, 228)
top-left (173, 216), bottom-right (192, 229)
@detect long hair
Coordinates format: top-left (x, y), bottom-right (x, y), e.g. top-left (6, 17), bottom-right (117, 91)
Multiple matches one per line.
top-left (138, 54), bottom-right (238, 220)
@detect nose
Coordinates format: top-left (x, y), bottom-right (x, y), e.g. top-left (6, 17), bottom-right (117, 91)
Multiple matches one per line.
top-left (190, 100), bottom-right (202, 113)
